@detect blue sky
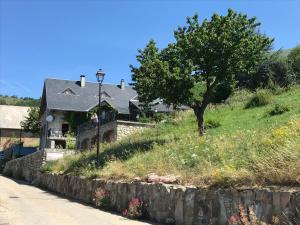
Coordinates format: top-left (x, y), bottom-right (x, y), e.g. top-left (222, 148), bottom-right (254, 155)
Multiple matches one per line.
top-left (0, 0), bottom-right (299, 98)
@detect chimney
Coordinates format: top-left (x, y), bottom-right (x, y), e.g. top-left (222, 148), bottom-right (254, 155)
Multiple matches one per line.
top-left (120, 79), bottom-right (125, 90)
top-left (80, 75), bottom-right (86, 87)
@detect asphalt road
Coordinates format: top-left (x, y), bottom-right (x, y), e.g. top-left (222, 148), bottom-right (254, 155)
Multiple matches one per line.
top-left (0, 175), bottom-right (158, 225)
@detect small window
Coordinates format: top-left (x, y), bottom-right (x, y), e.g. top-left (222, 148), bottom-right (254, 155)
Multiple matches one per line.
top-left (61, 88), bottom-right (76, 95)
top-left (95, 91), bottom-right (111, 98)
top-left (62, 123), bottom-right (69, 136)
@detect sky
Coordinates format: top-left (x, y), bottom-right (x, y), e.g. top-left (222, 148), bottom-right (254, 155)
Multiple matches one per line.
top-left (0, 0), bottom-right (299, 98)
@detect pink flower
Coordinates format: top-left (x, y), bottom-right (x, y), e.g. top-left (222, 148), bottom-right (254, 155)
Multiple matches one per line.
top-left (122, 209), bottom-right (128, 217)
top-left (228, 214), bottom-right (240, 225)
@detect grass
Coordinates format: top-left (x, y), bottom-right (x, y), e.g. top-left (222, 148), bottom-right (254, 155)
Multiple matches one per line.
top-left (43, 86), bottom-right (300, 187)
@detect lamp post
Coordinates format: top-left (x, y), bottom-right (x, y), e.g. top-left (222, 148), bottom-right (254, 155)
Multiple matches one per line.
top-left (96, 68), bottom-right (105, 166)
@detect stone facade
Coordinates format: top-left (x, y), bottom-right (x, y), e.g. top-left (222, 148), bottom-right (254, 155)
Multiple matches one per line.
top-left (3, 155), bottom-right (300, 225)
top-left (76, 120), bottom-right (154, 150)
top-left (76, 121), bottom-right (117, 150)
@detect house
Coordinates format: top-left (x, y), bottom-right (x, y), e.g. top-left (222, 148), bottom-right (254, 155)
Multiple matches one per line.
top-left (39, 75), bottom-right (171, 150)
top-left (0, 105), bottom-right (39, 150)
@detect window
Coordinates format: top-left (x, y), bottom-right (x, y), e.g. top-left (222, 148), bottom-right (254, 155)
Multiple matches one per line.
top-left (95, 91), bottom-right (111, 99)
top-left (62, 123), bottom-right (69, 136)
top-left (61, 88), bottom-right (76, 95)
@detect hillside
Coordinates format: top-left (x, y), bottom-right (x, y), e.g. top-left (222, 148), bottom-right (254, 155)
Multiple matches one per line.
top-left (0, 95), bottom-right (40, 107)
top-left (44, 87), bottom-right (300, 187)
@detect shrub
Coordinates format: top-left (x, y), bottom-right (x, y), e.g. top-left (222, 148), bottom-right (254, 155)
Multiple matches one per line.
top-left (288, 45), bottom-right (300, 84)
top-left (40, 161), bottom-right (56, 173)
top-left (269, 104), bottom-right (290, 116)
top-left (153, 113), bottom-right (175, 123)
top-left (137, 112), bottom-right (175, 124)
top-left (137, 114), bottom-right (153, 123)
top-left (244, 90), bottom-right (272, 108)
top-left (205, 118), bottom-right (221, 129)
top-left (66, 132), bottom-right (76, 149)
top-left (248, 51), bottom-right (296, 89)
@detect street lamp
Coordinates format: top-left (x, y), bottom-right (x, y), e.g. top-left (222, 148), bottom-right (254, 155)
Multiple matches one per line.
top-left (96, 68), bottom-right (105, 166)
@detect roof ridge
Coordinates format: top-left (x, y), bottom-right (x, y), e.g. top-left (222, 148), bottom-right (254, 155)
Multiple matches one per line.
top-left (45, 78), bottom-right (133, 87)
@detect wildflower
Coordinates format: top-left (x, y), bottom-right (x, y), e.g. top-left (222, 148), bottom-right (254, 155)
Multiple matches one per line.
top-left (272, 216), bottom-right (279, 224)
top-left (123, 197), bottom-right (143, 219)
top-left (228, 214), bottom-right (240, 225)
top-left (248, 206), bottom-right (257, 224)
top-left (93, 188), bottom-right (111, 209)
top-left (122, 209), bottom-right (128, 217)
top-left (239, 204), bottom-right (250, 225)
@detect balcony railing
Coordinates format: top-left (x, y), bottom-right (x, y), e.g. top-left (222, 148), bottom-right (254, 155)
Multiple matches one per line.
top-left (48, 129), bottom-right (66, 139)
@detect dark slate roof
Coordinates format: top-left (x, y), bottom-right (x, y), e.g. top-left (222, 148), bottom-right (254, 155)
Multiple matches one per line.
top-left (45, 78), bottom-right (137, 114)
top-left (130, 99), bottom-right (173, 112)
top-left (130, 99), bottom-right (189, 112)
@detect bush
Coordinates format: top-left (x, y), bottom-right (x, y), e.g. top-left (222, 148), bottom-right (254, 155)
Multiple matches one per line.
top-left (205, 118), bottom-right (221, 129)
top-left (269, 104), bottom-right (290, 116)
top-left (66, 132), bottom-right (76, 149)
top-left (288, 45), bottom-right (300, 83)
top-left (137, 112), bottom-right (175, 124)
top-left (245, 90), bottom-right (272, 108)
top-left (238, 50), bottom-right (296, 89)
top-left (137, 113), bottom-right (153, 123)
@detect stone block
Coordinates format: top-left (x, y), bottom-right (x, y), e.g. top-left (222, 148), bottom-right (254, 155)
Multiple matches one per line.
top-left (183, 187), bottom-right (197, 225)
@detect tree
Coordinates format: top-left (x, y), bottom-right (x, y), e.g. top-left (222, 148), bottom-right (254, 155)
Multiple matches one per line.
top-left (131, 9), bottom-right (273, 135)
top-left (288, 45), bottom-right (300, 83)
top-left (21, 107), bottom-right (41, 134)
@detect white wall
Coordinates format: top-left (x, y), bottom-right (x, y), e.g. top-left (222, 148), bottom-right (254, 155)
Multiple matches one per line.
top-left (40, 110), bottom-right (68, 149)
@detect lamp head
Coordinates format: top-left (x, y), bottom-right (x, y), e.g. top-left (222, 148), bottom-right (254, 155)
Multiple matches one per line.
top-left (96, 69), bottom-right (105, 83)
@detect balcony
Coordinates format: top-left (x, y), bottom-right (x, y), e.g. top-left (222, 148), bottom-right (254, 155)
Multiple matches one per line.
top-left (48, 129), bottom-right (68, 140)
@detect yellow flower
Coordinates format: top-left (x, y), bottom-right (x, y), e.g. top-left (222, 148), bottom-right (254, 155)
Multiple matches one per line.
top-left (272, 126), bottom-right (290, 138)
top-left (211, 169), bottom-right (220, 177)
top-left (262, 138), bottom-right (273, 146)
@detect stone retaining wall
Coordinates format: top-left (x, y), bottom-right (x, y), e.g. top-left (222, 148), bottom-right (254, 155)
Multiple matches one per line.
top-left (28, 174), bottom-right (300, 224)
top-left (3, 151), bottom-right (44, 181)
top-left (2, 149), bottom-right (75, 180)
top-left (3, 156), bottom-right (300, 225)
top-left (117, 120), bottom-right (155, 140)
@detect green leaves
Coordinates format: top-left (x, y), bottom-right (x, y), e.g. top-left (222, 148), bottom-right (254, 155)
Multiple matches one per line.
top-left (20, 107), bottom-right (41, 134)
top-left (131, 9), bottom-right (273, 133)
top-left (288, 45), bottom-right (300, 83)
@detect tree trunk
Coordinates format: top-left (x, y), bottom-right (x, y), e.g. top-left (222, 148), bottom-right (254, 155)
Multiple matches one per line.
top-left (193, 105), bottom-right (206, 136)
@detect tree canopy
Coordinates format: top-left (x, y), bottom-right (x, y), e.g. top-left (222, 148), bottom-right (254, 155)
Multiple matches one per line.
top-left (131, 9), bottom-right (273, 135)
top-left (20, 107), bottom-right (41, 134)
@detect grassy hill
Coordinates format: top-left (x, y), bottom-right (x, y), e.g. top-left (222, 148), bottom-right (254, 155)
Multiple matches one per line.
top-left (0, 95), bottom-right (40, 107)
top-left (44, 87), bottom-right (300, 187)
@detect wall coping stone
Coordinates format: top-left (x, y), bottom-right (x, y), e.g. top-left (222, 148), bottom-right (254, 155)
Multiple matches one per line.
top-left (117, 120), bottom-right (155, 127)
